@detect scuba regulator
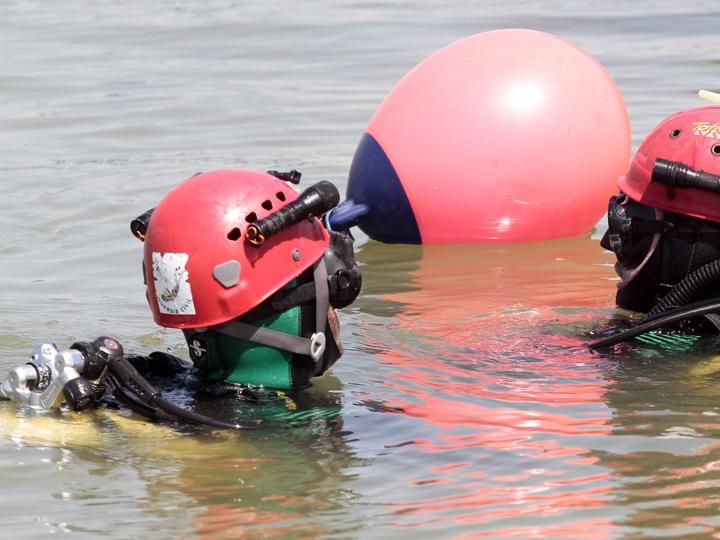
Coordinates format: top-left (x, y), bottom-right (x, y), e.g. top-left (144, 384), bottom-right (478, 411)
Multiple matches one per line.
top-left (0, 337), bottom-right (257, 429)
top-left (0, 337), bottom-right (121, 411)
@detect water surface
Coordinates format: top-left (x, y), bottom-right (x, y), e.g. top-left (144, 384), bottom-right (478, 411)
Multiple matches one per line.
top-left (2, 1), bottom-right (720, 538)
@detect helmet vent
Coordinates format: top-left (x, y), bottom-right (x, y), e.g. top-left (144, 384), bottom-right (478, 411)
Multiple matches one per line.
top-left (276, 191), bottom-right (286, 202)
top-left (261, 200), bottom-right (273, 211)
top-left (227, 227), bottom-right (241, 241)
top-left (245, 212), bottom-right (257, 223)
top-left (669, 128), bottom-right (682, 139)
top-left (712, 144), bottom-right (720, 156)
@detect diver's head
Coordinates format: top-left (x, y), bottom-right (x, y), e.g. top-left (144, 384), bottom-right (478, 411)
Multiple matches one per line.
top-left (602, 106), bottom-right (720, 313)
top-left (134, 169), bottom-right (360, 390)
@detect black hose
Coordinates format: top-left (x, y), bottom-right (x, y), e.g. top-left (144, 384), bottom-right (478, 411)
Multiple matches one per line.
top-left (106, 377), bottom-right (177, 423)
top-left (589, 296), bottom-right (720, 348)
top-left (106, 356), bottom-right (257, 430)
top-left (152, 395), bottom-right (250, 430)
top-left (649, 258), bottom-right (720, 316)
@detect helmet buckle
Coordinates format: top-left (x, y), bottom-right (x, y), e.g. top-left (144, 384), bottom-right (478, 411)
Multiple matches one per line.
top-left (309, 332), bottom-right (326, 363)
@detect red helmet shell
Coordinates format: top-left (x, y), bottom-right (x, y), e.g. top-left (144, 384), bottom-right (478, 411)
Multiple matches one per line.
top-left (143, 169), bottom-right (329, 329)
top-left (618, 105), bottom-right (720, 222)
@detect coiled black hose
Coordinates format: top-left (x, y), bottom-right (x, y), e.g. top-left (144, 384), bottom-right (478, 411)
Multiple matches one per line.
top-left (649, 258), bottom-right (720, 316)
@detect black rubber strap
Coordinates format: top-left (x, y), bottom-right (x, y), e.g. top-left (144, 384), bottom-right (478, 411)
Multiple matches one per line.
top-left (271, 282), bottom-right (316, 312)
top-left (629, 220), bottom-right (672, 235)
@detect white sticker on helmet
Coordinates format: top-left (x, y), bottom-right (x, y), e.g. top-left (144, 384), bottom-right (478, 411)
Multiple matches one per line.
top-left (152, 252), bottom-right (197, 316)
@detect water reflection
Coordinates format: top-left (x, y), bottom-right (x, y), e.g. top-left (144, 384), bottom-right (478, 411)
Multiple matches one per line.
top-left (6, 235), bottom-right (720, 537)
top-left (596, 346), bottom-right (720, 536)
top-left (0, 374), bottom-right (363, 538)
top-left (144, 378), bottom-right (363, 538)
top-left (350, 237), bottom-right (720, 535)
top-left (349, 236), bottom-right (720, 536)
top-left (350, 237), bottom-right (619, 535)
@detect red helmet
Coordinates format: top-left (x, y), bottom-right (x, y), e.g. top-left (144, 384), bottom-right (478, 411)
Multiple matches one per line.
top-left (619, 105), bottom-right (720, 223)
top-left (143, 169), bottom-right (329, 329)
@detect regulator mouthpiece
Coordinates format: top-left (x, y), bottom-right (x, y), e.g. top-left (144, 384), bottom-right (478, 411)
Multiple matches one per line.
top-left (652, 158), bottom-right (720, 195)
top-left (246, 181), bottom-right (340, 246)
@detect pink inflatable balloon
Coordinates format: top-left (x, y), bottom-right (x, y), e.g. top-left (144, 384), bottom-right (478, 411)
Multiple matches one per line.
top-left (346, 29), bottom-right (631, 243)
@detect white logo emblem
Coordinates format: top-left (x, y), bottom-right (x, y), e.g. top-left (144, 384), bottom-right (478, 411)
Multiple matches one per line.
top-left (190, 339), bottom-right (207, 358)
top-left (152, 252), bottom-right (196, 315)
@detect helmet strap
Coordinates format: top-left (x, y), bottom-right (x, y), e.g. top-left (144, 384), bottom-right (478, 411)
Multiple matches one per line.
top-left (211, 259), bottom-right (330, 368)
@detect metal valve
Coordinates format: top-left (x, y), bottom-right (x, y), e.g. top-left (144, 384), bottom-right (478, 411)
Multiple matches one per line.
top-left (0, 337), bottom-right (123, 411)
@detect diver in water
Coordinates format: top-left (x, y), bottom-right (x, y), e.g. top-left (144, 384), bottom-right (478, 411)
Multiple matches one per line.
top-left (128, 170), bottom-right (361, 390)
top-left (0, 168), bottom-right (361, 426)
top-left (595, 105), bottom-right (720, 346)
top-left (128, 168), bottom-right (362, 393)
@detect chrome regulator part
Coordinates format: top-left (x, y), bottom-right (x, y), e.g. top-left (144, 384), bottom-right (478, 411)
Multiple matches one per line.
top-left (0, 343), bottom-right (87, 409)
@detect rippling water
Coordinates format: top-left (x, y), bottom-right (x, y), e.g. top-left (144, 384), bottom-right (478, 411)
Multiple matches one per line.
top-left (3, 1), bottom-right (720, 538)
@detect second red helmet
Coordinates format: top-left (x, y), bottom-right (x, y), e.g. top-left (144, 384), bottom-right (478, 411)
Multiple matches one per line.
top-left (619, 105), bottom-right (720, 223)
